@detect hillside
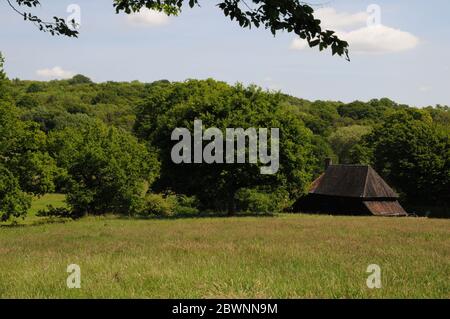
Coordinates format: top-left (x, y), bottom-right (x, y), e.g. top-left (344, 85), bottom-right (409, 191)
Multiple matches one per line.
top-left (2, 77), bottom-right (449, 220)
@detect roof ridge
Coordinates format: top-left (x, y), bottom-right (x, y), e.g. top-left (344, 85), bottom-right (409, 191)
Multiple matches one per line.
top-left (367, 166), bottom-right (399, 198)
top-left (362, 165), bottom-right (370, 197)
top-left (311, 164), bottom-right (398, 199)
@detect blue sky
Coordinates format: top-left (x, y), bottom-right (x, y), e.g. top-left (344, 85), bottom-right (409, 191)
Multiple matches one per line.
top-left (1, 0), bottom-right (449, 107)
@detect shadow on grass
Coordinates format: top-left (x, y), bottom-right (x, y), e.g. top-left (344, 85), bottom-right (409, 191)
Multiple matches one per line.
top-left (0, 217), bottom-right (70, 228)
top-left (0, 212), bottom-right (279, 228)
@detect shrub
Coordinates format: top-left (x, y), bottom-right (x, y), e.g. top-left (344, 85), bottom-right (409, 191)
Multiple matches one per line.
top-left (137, 193), bottom-right (177, 217)
top-left (235, 188), bottom-right (290, 214)
top-left (174, 194), bottom-right (200, 215)
top-left (36, 205), bottom-right (81, 220)
top-left (136, 193), bottom-right (200, 217)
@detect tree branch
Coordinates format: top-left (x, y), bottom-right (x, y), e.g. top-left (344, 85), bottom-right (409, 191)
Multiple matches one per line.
top-left (5, 0), bottom-right (79, 37)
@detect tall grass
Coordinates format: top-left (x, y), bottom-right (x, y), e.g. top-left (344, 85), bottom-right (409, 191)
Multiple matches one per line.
top-left (0, 210), bottom-right (448, 298)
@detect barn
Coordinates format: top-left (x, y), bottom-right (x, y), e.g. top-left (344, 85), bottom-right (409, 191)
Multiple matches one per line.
top-left (295, 160), bottom-right (408, 216)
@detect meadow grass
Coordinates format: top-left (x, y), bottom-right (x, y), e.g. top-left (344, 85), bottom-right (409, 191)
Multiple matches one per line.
top-left (0, 196), bottom-right (448, 298)
top-left (24, 194), bottom-right (67, 224)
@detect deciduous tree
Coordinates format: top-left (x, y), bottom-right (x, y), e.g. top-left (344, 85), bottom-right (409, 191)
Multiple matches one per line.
top-left (135, 79), bottom-right (315, 214)
top-left (359, 110), bottom-right (450, 206)
top-left (48, 119), bottom-right (160, 215)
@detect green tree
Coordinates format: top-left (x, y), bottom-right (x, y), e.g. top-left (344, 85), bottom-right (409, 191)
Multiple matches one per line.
top-left (0, 101), bottom-right (60, 196)
top-left (48, 119), bottom-right (160, 216)
top-left (361, 110), bottom-right (450, 206)
top-left (338, 101), bottom-right (376, 121)
top-left (328, 125), bottom-right (372, 164)
top-left (424, 105), bottom-right (450, 130)
top-left (68, 74), bottom-right (93, 85)
top-left (135, 79), bottom-right (315, 214)
top-left (26, 82), bottom-right (45, 93)
top-left (310, 135), bottom-right (335, 176)
top-left (0, 164), bottom-right (31, 222)
top-left (0, 100), bottom-right (59, 221)
top-left (0, 58), bottom-right (25, 220)
top-left (301, 101), bottom-right (340, 136)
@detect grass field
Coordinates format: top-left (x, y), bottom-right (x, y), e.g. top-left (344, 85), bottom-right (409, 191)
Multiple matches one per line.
top-left (0, 196), bottom-right (449, 298)
top-left (23, 194), bottom-right (67, 225)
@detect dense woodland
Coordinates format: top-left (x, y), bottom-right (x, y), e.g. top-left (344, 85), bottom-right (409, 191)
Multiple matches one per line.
top-left (1, 57), bottom-right (449, 220)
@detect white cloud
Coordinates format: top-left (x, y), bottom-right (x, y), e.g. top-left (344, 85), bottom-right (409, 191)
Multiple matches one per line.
top-left (290, 38), bottom-right (309, 51)
top-left (290, 7), bottom-right (419, 54)
top-left (419, 86), bottom-right (432, 93)
top-left (126, 9), bottom-right (170, 27)
top-left (314, 7), bottom-right (368, 30)
top-left (36, 66), bottom-right (74, 79)
top-left (343, 25), bottom-right (419, 54)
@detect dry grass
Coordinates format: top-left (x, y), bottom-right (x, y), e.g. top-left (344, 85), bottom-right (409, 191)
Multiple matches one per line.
top-left (0, 209), bottom-right (449, 298)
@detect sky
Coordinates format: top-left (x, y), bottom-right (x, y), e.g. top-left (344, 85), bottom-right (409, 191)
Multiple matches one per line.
top-left (1, 0), bottom-right (450, 107)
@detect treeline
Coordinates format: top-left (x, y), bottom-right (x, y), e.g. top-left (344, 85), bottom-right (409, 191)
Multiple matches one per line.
top-left (0, 67), bottom-right (449, 220)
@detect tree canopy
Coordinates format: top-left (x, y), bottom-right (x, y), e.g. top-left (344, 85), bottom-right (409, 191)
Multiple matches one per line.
top-left (134, 79), bottom-right (314, 214)
top-left (0, 101), bottom-right (57, 220)
top-left (355, 110), bottom-right (450, 207)
top-left (48, 119), bottom-right (160, 216)
top-left (0, 66), bottom-right (449, 219)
